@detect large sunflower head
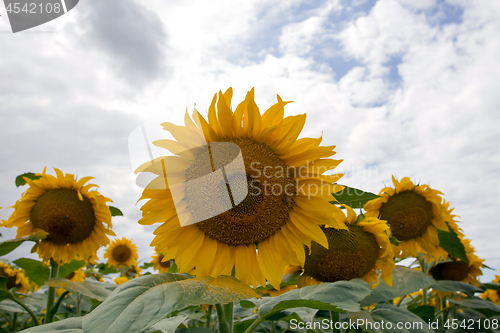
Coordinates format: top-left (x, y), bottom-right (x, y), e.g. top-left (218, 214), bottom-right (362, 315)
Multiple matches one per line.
top-left (0, 261), bottom-right (31, 294)
top-left (296, 205), bottom-right (394, 288)
top-left (136, 87), bottom-right (347, 288)
top-left (104, 237), bottom-right (138, 268)
top-left (2, 168), bottom-right (115, 264)
top-left (151, 252), bottom-right (171, 273)
top-left (364, 176), bottom-right (448, 259)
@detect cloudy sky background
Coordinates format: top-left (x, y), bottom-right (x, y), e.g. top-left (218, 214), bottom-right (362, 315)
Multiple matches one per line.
top-left (1, 0), bottom-right (499, 282)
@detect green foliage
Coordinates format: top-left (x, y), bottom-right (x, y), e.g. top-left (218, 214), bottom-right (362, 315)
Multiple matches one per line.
top-left (432, 280), bottom-right (482, 297)
top-left (45, 278), bottom-right (115, 301)
top-left (331, 185), bottom-right (380, 208)
top-left (360, 266), bottom-right (434, 306)
top-left (483, 283), bottom-right (500, 291)
top-left (0, 235), bottom-right (42, 256)
top-left (15, 172), bottom-right (41, 187)
top-left (57, 260), bottom-right (86, 279)
top-left (22, 317), bottom-right (83, 332)
top-left (96, 263), bottom-right (118, 274)
top-left (109, 206), bottom-right (123, 217)
top-left (13, 258), bottom-right (50, 287)
top-left (437, 225), bottom-right (468, 263)
top-left (408, 305), bottom-right (436, 324)
top-left (81, 273), bottom-right (258, 333)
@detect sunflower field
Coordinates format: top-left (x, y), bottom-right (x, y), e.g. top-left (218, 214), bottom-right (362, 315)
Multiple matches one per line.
top-left (1, 88), bottom-right (499, 333)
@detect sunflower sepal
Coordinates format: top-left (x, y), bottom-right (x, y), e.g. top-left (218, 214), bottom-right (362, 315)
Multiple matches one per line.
top-left (15, 172), bottom-right (42, 187)
top-left (109, 206), bottom-right (123, 217)
top-left (436, 224), bottom-right (468, 263)
top-left (330, 186), bottom-right (380, 209)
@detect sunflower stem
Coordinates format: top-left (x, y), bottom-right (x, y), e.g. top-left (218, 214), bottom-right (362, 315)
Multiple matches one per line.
top-left (45, 258), bottom-right (59, 324)
top-left (12, 297), bottom-right (40, 326)
top-left (215, 302), bottom-right (233, 333)
top-left (330, 311), bottom-right (341, 333)
top-left (422, 288), bottom-right (427, 306)
top-left (206, 304), bottom-right (212, 329)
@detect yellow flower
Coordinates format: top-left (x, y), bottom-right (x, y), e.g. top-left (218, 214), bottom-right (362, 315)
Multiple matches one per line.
top-left (151, 253), bottom-right (171, 273)
top-left (104, 237), bottom-right (138, 268)
top-left (296, 205), bottom-right (395, 288)
top-left (364, 176), bottom-right (447, 259)
top-left (114, 276), bottom-right (129, 285)
top-left (136, 88), bottom-right (346, 288)
top-left (481, 272), bottom-right (500, 305)
top-left (2, 168), bottom-right (115, 263)
top-left (0, 261), bottom-right (31, 293)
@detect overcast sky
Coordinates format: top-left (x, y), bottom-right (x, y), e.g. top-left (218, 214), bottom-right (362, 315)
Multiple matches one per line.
top-left (1, 0), bottom-right (499, 282)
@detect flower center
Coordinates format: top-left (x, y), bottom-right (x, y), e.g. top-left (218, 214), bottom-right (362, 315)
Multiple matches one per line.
top-left (112, 245), bottom-right (132, 263)
top-left (158, 254), bottom-right (171, 268)
top-left (379, 190), bottom-right (433, 241)
top-left (31, 189), bottom-right (96, 244)
top-left (188, 138), bottom-right (295, 246)
top-left (303, 225), bottom-right (380, 282)
top-left (429, 261), bottom-right (469, 281)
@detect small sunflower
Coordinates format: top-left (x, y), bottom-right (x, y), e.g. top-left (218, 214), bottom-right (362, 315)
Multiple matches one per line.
top-left (429, 238), bottom-right (484, 287)
top-left (2, 168), bottom-right (115, 263)
top-left (364, 176), bottom-right (447, 259)
top-left (481, 272), bottom-right (500, 305)
top-left (114, 276), bottom-right (129, 285)
top-left (292, 205), bottom-right (394, 288)
top-left (0, 261), bottom-right (30, 293)
top-left (136, 88), bottom-right (346, 288)
top-left (151, 253), bottom-right (171, 273)
top-left (104, 237), bottom-right (138, 268)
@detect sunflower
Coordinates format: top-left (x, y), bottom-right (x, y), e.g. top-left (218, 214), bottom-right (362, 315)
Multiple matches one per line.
top-left (104, 237), bottom-right (138, 268)
top-left (481, 272), bottom-right (500, 305)
top-left (151, 253), bottom-right (171, 273)
top-left (0, 261), bottom-right (31, 293)
top-left (364, 176), bottom-right (448, 259)
top-left (429, 238), bottom-right (484, 287)
top-left (114, 276), bottom-right (129, 285)
top-left (136, 88), bottom-right (346, 288)
top-left (289, 205), bottom-right (394, 288)
top-left (2, 168), bottom-right (115, 264)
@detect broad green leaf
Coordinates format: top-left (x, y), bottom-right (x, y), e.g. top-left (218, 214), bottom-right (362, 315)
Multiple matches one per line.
top-left (141, 315), bottom-right (187, 333)
top-left (83, 273), bottom-right (258, 333)
top-left (0, 277), bottom-right (13, 302)
top-left (45, 278), bottom-right (114, 300)
top-left (437, 226), bottom-right (468, 263)
top-left (250, 279), bottom-right (371, 316)
top-left (350, 303), bottom-right (434, 333)
top-left (448, 298), bottom-right (500, 313)
top-left (360, 266), bottom-right (434, 306)
top-left (58, 260), bottom-right (86, 279)
top-left (432, 280), bottom-right (482, 296)
top-left (0, 235), bottom-right (42, 256)
top-left (13, 258), bottom-right (50, 287)
top-left (331, 186), bottom-right (380, 209)
top-left (483, 283), bottom-right (500, 291)
top-left (96, 263), bottom-right (118, 274)
top-left (109, 206), bottom-right (123, 217)
top-left (15, 172), bottom-right (41, 187)
top-left (139, 262), bottom-right (155, 269)
top-left (185, 329), bottom-right (214, 333)
top-left (408, 305), bottom-right (436, 324)
top-left (22, 317), bottom-right (83, 332)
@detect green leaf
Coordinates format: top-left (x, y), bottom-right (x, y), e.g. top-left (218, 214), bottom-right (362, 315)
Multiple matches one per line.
top-left (0, 235), bottom-right (42, 256)
top-left (360, 266), bottom-right (435, 306)
top-left (82, 274), bottom-right (259, 333)
top-left (96, 263), bottom-right (118, 274)
top-left (139, 262), bottom-right (155, 269)
top-left (0, 276), bottom-right (7, 290)
top-left (432, 280), bottom-right (482, 296)
top-left (389, 237), bottom-right (400, 246)
top-left (249, 279), bottom-right (371, 317)
top-left (437, 226), bottom-right (468, 263)
top-left (15, 172), bottom-right (41, 187)
top-left (21, 317), bottom-right (83, 332)
top-left (13, 258), bottom-right (50, 287)
top-left (331, 186), bottom-right (380, 209)
top-left (483, 283), bottom-right (500, 291)
top-left (448, 298), bottom-right (500, 313)
top-left (109, 206), bottom-right (123, 217)
top-left (350, 303), bottom-right (434, 333)
top-left (45, 278), bottom-right (115, 300)
top-left (58, 260), bottom-right (86, 279)
top-left (408, 305), bottom-right (436, 324)
top-left (141, 315), bottom-right (187, 333)
top-left (167, 261), bottom-right (178, 273)
top-left (0, 277), bottom-right (14, 302)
